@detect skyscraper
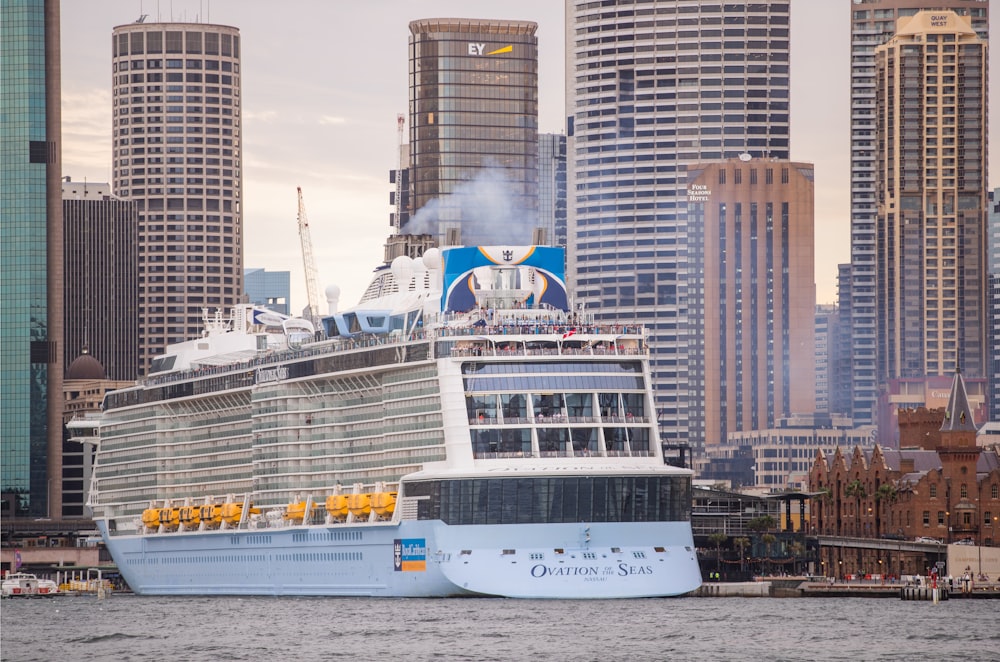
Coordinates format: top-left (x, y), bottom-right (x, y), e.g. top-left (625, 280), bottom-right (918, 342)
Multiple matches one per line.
top-left (111, 21), bottom-right (244, 373)
top-left (565, 0), bottom-right (792, 449)
top-left (537, 133), bottom-right (567, 249)
top-left (874, 10), bottom-right (988, 385)
top-left (405, 18), bottom-right (539, 247)
top-left (63, 179), bottom-right (139, 381)
top-left (846, 0), bottom-right (988, 427)
top-left (989, 188), bottom-right (1000, 423)
top-left (1, 0), bottom-right (64, 518)
top-left (685, 158), bottom-right (816, 452)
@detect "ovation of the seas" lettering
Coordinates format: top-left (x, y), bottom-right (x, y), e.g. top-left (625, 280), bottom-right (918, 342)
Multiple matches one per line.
top-left (530, 563), bottom-right (653, 578)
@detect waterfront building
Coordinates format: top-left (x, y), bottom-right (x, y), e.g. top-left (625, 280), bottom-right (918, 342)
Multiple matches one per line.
top-left (685, 158), bottom-right (815, 455)
top-left (63, 179), bottom-right (139, 381)
top-left (538, 133), bottom-right (567, 249)
top-left (565, 0), bottom-right (792, 453)
top-left (1, 0), bottom-right (64, 519)
top-left (846, 0), bottom-right (989, 428)
top-left (110, 21), bottom-right (244, 374)
top-left (244, 268), bottom-right (290, 316)
top-left (404, 18), bottom-right (539, 247)
top-left (808, 370), bottom-right (1000, 546)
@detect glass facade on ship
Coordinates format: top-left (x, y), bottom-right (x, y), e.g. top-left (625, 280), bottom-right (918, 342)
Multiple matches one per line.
top-left (406, 475), bottom-right (691, 525)
top-left (407, 18), bottom-right (538, 245)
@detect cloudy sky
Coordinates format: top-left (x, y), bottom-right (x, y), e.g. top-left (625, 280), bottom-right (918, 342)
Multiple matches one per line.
top-left (60, 1), bottom-right (999, 309)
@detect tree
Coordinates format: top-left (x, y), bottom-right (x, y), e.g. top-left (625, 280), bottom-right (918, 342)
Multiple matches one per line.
top-left (733, 536), bottom-right (751, 577)
top-left (760, 533), bottom-right (777, 576)
top-left (707, 532), bottom-right (727, 579)
top-left (844, 479), bottom-right (867, 537)
top-left (873, 483), bottom-right (898, 538)
top-left (746, 515), bottom-right (776, 532)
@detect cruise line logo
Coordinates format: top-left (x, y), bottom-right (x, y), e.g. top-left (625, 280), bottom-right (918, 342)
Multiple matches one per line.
top-left (468, 43), bottom-right (513, 56)
top-left (394, 538), bottom-right (427, 572)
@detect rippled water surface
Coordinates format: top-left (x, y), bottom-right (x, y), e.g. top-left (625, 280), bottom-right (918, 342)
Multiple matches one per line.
top-left (2, 594), bottom-right (997, 661)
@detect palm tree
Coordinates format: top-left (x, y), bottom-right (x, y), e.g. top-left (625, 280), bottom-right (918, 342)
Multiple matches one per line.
top-left (707, 532), bottom-right (727, 580)
top-left (873, 483), bottom-right (897, 538)
top-left (844, 479), bottom-right (867, 537)
top-left (746, 515), bottom-right (776, 533)
top-left (733, 536), bottom-right (751, 578)
top-left (760, 533), bottom-right (777, 576)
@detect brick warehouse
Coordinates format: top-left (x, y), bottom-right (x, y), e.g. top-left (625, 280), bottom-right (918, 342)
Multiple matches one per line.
top-left (808, 371), bottom-right (1000, 578)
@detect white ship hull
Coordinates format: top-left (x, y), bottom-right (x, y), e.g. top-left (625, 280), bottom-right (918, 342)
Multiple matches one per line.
top-left (99, 519), bottom-right (699, 598)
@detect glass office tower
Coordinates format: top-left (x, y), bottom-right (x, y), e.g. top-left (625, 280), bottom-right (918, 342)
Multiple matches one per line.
top-left (1, 0), bottom-right (63, 518)
top-left (406, 18), bottom-right (539, 247)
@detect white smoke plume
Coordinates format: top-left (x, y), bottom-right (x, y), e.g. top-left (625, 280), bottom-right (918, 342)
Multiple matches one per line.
top-left (402, 166), bottom-right (540, 245)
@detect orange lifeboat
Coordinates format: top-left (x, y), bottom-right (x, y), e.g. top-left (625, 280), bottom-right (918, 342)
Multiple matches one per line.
top-left (199, 504), bottom-right (222, 528)
top-left (325, 495), bottom-right (349, 520)
top-left (220, 502), bottom-right (259, 526)
top-left (141, 508), bottom-right (161, 530)
top-left (179, 506), bottom-right (201, 528)
top-left (372, 492), bottom-right (397, 518)
top-left (283, 501), bottom-right (314, 524)
top-left (347, 493), bottom-right (372, 518)
top-left (158, 507), bottom-right (180, 530)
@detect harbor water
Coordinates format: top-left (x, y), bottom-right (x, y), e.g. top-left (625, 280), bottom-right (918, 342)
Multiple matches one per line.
top-left (2, 595), bottom-right (998, 661)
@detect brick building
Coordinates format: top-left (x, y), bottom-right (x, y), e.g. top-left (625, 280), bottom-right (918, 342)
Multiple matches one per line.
top-left (809, 370), bottom-right (1000, 547)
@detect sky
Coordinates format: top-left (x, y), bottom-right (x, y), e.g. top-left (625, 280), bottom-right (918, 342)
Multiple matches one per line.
top-left (59, 0), bottom-right (999, 311)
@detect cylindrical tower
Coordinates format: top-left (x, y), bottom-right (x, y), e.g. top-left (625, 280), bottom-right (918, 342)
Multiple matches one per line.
top-left (111, 22), bottom-right (243, 372)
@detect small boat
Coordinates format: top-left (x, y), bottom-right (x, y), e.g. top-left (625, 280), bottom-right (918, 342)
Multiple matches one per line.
top-left (1, 572), bottom-right (60, 598)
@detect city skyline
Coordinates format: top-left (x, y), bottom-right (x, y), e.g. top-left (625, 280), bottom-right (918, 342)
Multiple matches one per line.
top-left (59, 1), bottom-right (1000, 311)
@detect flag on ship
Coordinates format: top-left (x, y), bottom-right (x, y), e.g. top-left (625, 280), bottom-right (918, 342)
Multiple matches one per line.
top-left (562, 328), bottom-right (576, 339)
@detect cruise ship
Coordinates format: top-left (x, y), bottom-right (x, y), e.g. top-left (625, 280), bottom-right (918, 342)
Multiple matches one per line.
top-left (89, 245), bottom-right (700, 598)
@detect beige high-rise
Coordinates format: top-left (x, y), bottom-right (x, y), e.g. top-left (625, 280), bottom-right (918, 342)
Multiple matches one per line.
top-left (111, 22), bottom-right (243, 373)
top-left (874, 10), bottom-right (988, 382)
top-left (685, 158), bottom-right (816, 449)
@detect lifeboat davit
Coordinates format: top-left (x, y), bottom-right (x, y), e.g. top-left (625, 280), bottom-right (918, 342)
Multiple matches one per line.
top-left (283, 501), bottom-right (314, 524)
top-left (325, 495), bottom-right (349, 520)
top-left (347, 493), bottom-right (372, 518)
top-left (372, 492), bottom-right (397, 518)
top-left (220, 502), bottom-right (259, 525)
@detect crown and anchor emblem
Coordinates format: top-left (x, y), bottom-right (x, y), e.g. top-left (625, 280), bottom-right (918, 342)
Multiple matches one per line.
top-left (502, 250), bottom-right (514, 262)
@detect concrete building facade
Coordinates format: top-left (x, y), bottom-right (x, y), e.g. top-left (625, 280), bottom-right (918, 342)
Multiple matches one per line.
top-left (110, 21), bottom-right (244, 374)
top-left (685, 158), bottom-right (815, 454)
top-left (565, 0), bottom-right (792, 451)
top-left (846, 0), bottom-right (989, 428)
top-left (63, 179), bottom-right (139, 381)
top-left (874, 10), bottom-right (988, 390)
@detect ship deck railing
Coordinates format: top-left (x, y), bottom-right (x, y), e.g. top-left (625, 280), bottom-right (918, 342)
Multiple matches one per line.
top-left (469, 415), bottom-right (649, 426)
top-left (139, 319), bottom-right (646, 389)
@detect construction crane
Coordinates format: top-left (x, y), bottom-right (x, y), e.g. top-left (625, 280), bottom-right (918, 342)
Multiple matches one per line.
top-left (296, 186), bottom-right (322, 325)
